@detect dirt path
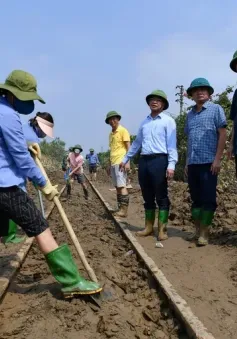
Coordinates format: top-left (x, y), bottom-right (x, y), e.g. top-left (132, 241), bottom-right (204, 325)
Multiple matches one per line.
top-left (0, 180), bottom-right (186, 339)
top-left (95, 176), bottom-right (237, 339)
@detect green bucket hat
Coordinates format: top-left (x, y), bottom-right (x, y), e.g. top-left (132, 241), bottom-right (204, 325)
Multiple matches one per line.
top-left (230, 50), bottom-right (237, 72)
top-left (0, 70), bottom-right (45, 103)
top-left (105, 111), bottom-right (122, 124)
top-left (89, 148), bottom-right (94, 152)
top-left (73, 144), bottom-right (83, 152)
top-left (187, 78), bottom-right (214, 96)
top-left (145, 90), bottom-right (169, 110)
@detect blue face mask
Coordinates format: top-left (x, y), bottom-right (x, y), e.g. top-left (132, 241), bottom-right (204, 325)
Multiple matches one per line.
top-left (14, 97), bottom-right (35, 115)
top-left (35, 126), bottom-right (46, 138)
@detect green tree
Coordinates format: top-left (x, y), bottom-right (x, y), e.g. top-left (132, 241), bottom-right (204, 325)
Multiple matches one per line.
top-left (40, 137), bottom-right (66, 163)
top-left (98, 150), bottom-right (110, 168)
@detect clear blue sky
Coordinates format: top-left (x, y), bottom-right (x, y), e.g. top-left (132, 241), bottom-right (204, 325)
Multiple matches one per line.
top-left (2, 0), bottom-right (237, 153)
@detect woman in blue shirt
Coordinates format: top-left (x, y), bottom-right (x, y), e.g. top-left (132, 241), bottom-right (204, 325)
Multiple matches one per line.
top-left (3, 112), bottom-right (55, 243)
top-left (0, 69), bottom-right (101, 298)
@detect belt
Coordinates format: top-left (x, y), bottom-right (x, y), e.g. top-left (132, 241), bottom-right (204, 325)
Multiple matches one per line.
top-left (140, 153), bottom-right (167, 158)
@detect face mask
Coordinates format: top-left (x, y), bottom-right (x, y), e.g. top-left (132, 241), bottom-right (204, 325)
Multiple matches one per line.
top-left (14, 97), bottom-right (35, 115)
top-left (35, 126), bottom-right (46, 138)
top-left (74, 149), bottom-right (80, 154)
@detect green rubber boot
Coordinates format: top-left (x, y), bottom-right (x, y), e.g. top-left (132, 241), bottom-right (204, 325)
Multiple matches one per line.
top-left (187, 208), bottom-right (201, 241)
top-left (137, 210), bottom-right (155, 236)
top-left (198, 210), bottom-right (214, 246)
top-left (45, 244), bottom-right (102, 298)
top-left (3, 220), bottom-right (25, 244)
top-left (157, 210), bottom-right (169, 241)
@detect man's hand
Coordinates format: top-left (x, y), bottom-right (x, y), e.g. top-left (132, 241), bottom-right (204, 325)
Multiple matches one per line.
top-left (227, 144), bottom-right (234, 161)
top-left (119, 162), bottom-right (126, 172)
top-left (166, 169), bottom-right (174, 180)
top-left (28, 143), bottom-right (42, 159)
top-left (211, 159), bottom-right (221, 175)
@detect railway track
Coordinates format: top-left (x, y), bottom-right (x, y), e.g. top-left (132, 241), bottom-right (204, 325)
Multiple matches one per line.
top-left (0, 176), bottom-right (214, 339)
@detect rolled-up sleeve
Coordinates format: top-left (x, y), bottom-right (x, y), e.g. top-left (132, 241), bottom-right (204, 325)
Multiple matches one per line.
top-left (215, 105), bottom-right (227, 129)
top-left (2, 112), bottom-right (46, 187)
top-left (166, 118), bottom-right (178, 170)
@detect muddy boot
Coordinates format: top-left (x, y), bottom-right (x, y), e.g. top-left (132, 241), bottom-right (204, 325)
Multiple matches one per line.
top-left (83, 187), bottom-right (89, 200)
top-left (45, 244), bottom-right (102, 298)
top-left (187, 208), bottom-right (201, 241)
top-left (114, 195), bottom-right (129, 218)
top-left (137, 210), bottom-right (155, 236)
top-left (3, 220), bottom-right (25, 244)
top-left (187, 220), bottom-right (200, 241)
top-left (197, 210), bottom-right (214, 246)
top-left (66, 182), bottom-right (71, 198)
top-left (111, 194), bottom-right (121, 213)
top-left (157, 210), bottom-right (169, 241)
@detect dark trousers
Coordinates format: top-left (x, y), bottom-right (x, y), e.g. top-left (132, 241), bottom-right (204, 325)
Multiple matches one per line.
top-left (0, 214), bottom-right (10, 237)
top-left (188, 164), bottom-right (217, 211)
top-left (138, 155), bottom-right (170, 211)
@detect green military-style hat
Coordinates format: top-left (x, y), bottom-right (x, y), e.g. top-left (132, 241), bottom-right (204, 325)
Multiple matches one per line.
top-left (0, 70), bottom-right (45, 103)
top-left (73, 144), bottom-right (83, 152)
top-left (186, 78), bottom-right (214, 96)
top-left (89, 148), bottom-right (94, 152)
top-left (146, 90), bottom-right (169, 110)
top-left (105, 111), bottom-right (121, 124)
top-left (230, 50), bottom-right (237, 73)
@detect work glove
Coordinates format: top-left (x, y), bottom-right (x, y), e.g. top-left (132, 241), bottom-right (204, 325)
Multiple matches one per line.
top-left (39, 180), bottom-right (59, 201)
top-left (28, 143), bottom-right (42, 159)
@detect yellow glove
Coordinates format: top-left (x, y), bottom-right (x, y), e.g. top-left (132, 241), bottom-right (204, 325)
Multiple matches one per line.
top-left (39, 181), bottom-right (59, 201)
top-left (28, 143), bottom-right (42, 159)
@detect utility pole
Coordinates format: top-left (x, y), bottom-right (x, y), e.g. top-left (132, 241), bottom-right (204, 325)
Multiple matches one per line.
top-left (175, 85), bottom-right (184, 114)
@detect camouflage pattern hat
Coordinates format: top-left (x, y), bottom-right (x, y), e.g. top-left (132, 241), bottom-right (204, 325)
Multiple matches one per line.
top-left (0, 70), bottom-right (45, 103)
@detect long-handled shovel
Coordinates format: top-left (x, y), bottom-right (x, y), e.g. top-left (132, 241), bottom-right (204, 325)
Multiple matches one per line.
top-left (33, 155), bottom-right (98, 284)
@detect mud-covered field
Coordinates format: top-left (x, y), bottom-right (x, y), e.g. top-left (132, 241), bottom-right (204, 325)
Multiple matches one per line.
top-left (0, 178), bottom-right (187, 339)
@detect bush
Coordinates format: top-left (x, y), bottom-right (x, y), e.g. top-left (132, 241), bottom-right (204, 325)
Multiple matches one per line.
top-left (40, 137), bottom-right (66, 164)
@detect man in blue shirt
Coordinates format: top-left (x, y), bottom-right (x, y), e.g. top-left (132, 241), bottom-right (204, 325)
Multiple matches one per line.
top-left (120, 90), bottom-right (177, 243)
top-left (86, 148), bottom-right (100, 181)
top-left (185, 78), bottom-right (227, 246)
top-left (0, 70), bottom-right (101, 297)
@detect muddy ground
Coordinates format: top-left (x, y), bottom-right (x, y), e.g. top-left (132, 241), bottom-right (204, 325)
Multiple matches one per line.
top-left (0, 177), bottom-right (186, 339)
top-left (95, 170), bottom-right (237, 339)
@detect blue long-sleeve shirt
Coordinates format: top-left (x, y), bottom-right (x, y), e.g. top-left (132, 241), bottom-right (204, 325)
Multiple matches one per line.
top-left (123, 113), bottom-right (178, 170)
top-left (0, 98), bottom-right (46, 188)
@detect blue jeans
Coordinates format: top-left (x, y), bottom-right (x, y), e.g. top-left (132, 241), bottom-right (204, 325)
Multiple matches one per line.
top-left (188, 164), bottom-right (217, 211)
top-left (138, 155), bottom-right (170, 211)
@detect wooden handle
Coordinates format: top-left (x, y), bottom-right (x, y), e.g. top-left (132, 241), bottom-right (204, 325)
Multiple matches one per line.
top-left (34, 156), bottom-right (98, 283)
